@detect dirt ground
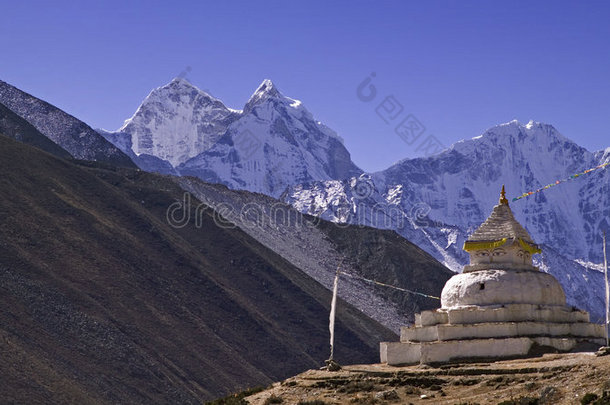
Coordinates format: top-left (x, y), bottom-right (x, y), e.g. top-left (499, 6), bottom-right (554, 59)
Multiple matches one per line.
top-left (246, 352), bottom-right (610, 405)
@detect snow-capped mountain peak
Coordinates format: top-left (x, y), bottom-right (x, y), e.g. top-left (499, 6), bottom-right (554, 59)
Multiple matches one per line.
top-left (453, 120), bottom-right (577, 155)
top-left (177, 78), bottom-right (362, 196)
top-left (100, 78), bottom-right (362, 197)
top-left (126, 77), bottom-right (224, 115)
top-left (115, 78), bottom-right (240, 166)
top-left (243, 79), bottom-right (299, 114)
top-left (251, 78), bottom-right (280, 98)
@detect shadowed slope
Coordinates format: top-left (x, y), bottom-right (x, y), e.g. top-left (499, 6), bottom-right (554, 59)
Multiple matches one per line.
top-left (0, 135), bottom-right (394, 404)
top-left (177, 177), bottom-right (453, 331)
top-left (0, 80), bottom-right (136, 167)
top-left (0, 102), bottom-right (71, 158)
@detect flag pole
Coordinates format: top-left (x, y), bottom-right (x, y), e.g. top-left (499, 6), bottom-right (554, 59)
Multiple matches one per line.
top-left (325, 259), bottom-right (343, 371)
top-left (604, 231), bottom-right (610, 346)
top-left (329, 267), bottom-right (339, 361)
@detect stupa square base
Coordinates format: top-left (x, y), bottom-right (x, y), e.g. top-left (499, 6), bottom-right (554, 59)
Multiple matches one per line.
top-left (380, 336), bottom-right (606, 365)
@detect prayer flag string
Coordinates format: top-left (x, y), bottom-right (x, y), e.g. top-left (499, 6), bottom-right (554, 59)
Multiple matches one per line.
top-left (339, 270), bottom-right (440, 300)
top-left (512, 161), bottom-right (610, 202)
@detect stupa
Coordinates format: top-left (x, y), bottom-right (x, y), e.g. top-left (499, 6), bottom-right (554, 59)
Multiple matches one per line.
top-left (381, 186), bottom-right (606, 365)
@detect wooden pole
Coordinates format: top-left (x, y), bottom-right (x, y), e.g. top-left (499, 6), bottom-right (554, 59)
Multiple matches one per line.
top-left (329, 268), bottom-right (339, 361)
top-left (328, 258), bottom-right (344, 365)
top-left (604, 231), bottom-right (610, 346)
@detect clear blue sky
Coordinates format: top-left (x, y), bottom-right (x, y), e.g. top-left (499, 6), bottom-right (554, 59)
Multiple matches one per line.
top-left (2, 1), bottom-right (609, 172)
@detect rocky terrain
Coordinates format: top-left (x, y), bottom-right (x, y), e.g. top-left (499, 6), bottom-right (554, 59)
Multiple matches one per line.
top-left (0, 134), bottom-right (397, 403)
top-left (244, 352), bottom-right (610, 405)
top-left (0, 80), bottom-right (135, 167)
top-left (0, 102), bottom-right (71, 159)
top-left (177, 177), bottom-right (453, 332)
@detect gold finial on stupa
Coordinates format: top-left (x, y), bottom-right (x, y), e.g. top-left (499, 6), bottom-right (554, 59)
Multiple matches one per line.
top-left (499, 185), bottom-right (509, 205)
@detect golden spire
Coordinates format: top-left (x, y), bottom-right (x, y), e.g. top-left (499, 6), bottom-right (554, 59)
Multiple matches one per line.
top-left (499, 184), bottom-right (509, 205)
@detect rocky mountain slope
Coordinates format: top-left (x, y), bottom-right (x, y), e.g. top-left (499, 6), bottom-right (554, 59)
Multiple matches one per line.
top-left (0, 80), bottom-right (135, 167)
top-left (284, 121), bottom-right (610, 322)
top-left (0, 102), bottom-right (71, 159)
top-left (0, 134), bottom-right (396, 404)
top-left (102, 78), bottom-right (361, 197)
top-left (176, 177), bottom-right (453, 332)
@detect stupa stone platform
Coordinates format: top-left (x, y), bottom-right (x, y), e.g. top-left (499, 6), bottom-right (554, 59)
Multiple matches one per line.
top-left (381, 186), bottom-right (606, 365)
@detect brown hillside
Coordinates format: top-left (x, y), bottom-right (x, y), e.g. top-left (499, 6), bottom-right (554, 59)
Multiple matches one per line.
top-left (0, 135), bottom-right (395, 404)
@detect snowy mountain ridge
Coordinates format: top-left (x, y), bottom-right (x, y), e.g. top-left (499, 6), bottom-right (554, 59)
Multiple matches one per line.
top-left (283, 120), bottom-right (610, 321)
top-left (102, 78), bottom-right (360, 197)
